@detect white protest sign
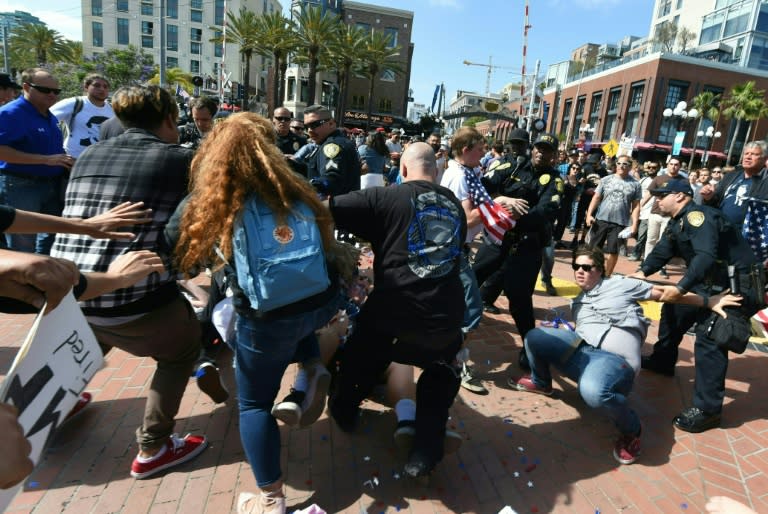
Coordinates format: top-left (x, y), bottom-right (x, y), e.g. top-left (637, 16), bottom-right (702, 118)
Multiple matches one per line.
top-left (0, 292), bottom-right (103, 512)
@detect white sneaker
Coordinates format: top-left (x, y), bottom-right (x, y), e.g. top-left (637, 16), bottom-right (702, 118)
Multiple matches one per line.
top-left (299, 363), bottom-right (331, 428)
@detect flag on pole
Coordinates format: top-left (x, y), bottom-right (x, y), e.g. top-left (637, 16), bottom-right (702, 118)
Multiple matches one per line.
top-left (742, 196), bottom-right (768, 263)
top-left (430, 84), bottom-right (440, 113)
top-left (175, 84), bottom-right (190, 99)
top-left (462, 165), bottom-right (516, 244)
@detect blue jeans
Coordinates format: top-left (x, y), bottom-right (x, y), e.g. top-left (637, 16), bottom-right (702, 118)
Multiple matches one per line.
top-left (234, 298), bottom-right (338, 487)
top-left (0, 173), bottom-right (63, 254)
top-left (525, 327), bottom-right (640, 436)
top-left (459, 250), bottom-right (482, 332)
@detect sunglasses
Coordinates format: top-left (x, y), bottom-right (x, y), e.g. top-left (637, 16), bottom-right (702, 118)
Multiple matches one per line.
top-left (27, 83), bottom-right (61, 95)
top-left (617, 162), bottom-right (632, 167)
top-left (306, 118), bottom-right (330, 130)
top-left (274, 116), bottom-right (291, 122)
top-left (572, 263), bottom-right (596, 272)
top-left (290, 125), bottom-right (303, 130)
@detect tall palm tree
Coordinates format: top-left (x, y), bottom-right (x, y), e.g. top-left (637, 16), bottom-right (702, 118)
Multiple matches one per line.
top-left (722, 81), bottom-right (766, 164)
top-left (358, 30), bottom-right (404, 131)
top-left (688, 91), bottom-right (720, 167)
top-left (10, 23), bottom-right (73, 66)
top-left (148, 67), bottom-right (194, 93)
top-left (326, 24), bottom-right (367, 124)
top-left (294, 6), bottom-right (341, 106)
top-left (210, 7), bottom-right (260, 111)
top-left (253, 11), bottom-right (296, 112)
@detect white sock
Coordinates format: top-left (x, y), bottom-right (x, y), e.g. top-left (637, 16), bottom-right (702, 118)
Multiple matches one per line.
top-left (293, 368), bottom-right (310, 393)
top-left (395, 398), bottom-right (416, 422)
top-left (136, 444), bottom-right (167, 463)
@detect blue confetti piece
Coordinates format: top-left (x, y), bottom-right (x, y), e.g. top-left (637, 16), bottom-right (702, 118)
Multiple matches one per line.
top-left (681, 503), bottom-right (688, 510)
top-left (29, 481), bottom-right (39, 488)
top-left (486, 359), bottom-right (491, 365)
top-left (534, 458), bottom-right (541, 465)
top-left (521, 456), bottom-right (528, 464)
top-left (458, 462), bottom-right (465, 469)
top-left (506, 431), bottom-right (513, 437)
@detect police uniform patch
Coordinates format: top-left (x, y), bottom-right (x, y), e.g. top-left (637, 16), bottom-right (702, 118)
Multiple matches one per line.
top-left (323, 143), bottom-right (341, 159)
top-left (539, 174), bottom-right (551, 185)
top-left (551, 194), bottom-right (560, 203)
top-left (293, 141), bottom-right (300, 151)
top-left (686, 211), bottom-right (705, 227)
top-left (555, 178), bottom-right (564, 193)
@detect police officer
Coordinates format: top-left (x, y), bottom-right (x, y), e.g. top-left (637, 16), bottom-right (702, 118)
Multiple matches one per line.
top-left (472, 132), bottom-right (563, 370)
top-left (272, 107), bottom-right (307, 156)
top-left (179, 96), bottom-right (217, 150)
top-left (632, 180), bottom-right (762, 433)
top-left (476, 128), bottom-right (531, 314)
top-left (303, 104), bottom-right (360, 197)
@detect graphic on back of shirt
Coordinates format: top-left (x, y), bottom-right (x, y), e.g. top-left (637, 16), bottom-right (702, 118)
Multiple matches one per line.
top-left (407, 190), bottom-right (463, 279)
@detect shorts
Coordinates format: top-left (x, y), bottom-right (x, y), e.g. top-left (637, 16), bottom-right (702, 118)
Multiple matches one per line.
top-left (587, 219), bottom-right (623, 254)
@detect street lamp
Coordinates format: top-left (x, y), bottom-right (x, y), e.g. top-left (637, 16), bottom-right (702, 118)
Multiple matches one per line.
top-left (580, 123), bottom-right (596, 150)
top-left (663, 101), bottom-right (698, 162)
top-left (701, 126), bottom-right (722, 166)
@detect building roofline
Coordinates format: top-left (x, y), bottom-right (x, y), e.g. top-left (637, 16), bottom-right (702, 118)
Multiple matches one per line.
top-left (343, 1), bottom-right (414, 19)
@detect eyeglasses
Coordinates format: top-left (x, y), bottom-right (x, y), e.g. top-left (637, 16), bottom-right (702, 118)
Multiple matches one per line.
top-left (648, 166), bottom-right (659, 169)
top-left (27, 83), bottom-right (61, 95)
top-left (712, 169), bottom-right (722, 173)
top-left (290, 125), bottom-right (303, 130)
top-left (274, 116), bottom-right (291, 122)
top-left (570, 166), bottom-right (581, 170)
top-left (572, 263), bottom-right (596, 272)
top-left (617, 162), bottom-right (632, 167)
top-left (306, 118), bottom-right (330, 130)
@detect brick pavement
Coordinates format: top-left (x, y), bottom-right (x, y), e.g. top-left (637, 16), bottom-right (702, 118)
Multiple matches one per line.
top-left (2, 245), bottom-right (768, 514)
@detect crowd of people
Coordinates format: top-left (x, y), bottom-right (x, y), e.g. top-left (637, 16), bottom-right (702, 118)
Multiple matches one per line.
top-left (0, 67), bottom-right (766, 514)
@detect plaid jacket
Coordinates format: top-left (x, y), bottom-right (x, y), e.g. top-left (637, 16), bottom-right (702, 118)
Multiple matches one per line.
top-left (51, 128), bottom-right (193, 315)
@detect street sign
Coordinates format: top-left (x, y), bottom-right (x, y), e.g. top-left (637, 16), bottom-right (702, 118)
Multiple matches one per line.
top-left (602, 139), bottom-right (619, 157)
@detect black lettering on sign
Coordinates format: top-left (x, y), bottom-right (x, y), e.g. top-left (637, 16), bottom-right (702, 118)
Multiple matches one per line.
top-left (26, 387), bottom-right (67, 448)
top-left (4, 365), bottom-right (54, 416)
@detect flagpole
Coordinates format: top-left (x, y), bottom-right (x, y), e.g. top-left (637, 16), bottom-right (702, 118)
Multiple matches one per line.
top-left (219, 0), bottom-right (227, 101)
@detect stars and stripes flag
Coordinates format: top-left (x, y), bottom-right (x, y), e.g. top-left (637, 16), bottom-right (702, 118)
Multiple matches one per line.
top-left (462, 165), bottom-right (516, 245)
top-left (742, 196), bottom-right (768, 263)
top-left (175, 84), bottom-right (190, 99)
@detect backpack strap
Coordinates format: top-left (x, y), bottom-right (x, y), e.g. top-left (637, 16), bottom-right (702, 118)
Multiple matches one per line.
top-left (68, 97), bottom-right (84, 132)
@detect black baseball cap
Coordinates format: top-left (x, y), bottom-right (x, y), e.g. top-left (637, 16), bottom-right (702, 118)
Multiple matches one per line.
top-left (532, 132), bottom-right (559, 151)
top-left (508, 128), bottom-right (530, 143)
top-left (649, 180), bottom-right (693, 196)
top-left (0, 73), bottom-right (20, 89)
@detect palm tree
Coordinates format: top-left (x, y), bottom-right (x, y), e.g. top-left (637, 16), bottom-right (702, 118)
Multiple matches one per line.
top-left (210, 7), bottom-right (260, 111)
top-left (688, 91), bottom-right (720, 168)
top-left (10, 23), bottom-right (73, 66)
top-left (358, 30), bottom-right (404, 131)
top-left (252, 11), bottom-right (296, 112)
top-left (326, 24), bottom-right (367, 124)
top-left (148, 67), bottom-right (194, 93)
top-left (722, 81), bottom-right (766, 164)
top-left (294, 6), bottom-right (341, 106)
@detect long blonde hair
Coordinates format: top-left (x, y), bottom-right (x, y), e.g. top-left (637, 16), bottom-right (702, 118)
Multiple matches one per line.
top-left (176, 112), bottom-right (334, 274)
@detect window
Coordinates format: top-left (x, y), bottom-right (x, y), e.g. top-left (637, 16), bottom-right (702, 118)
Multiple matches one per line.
top-left (214, 31), bottom-right (223, 58)
top-left (287, 77), bottom-right (296, 101)
top-left (352, 95), bottom-right (366, 110)
top-left (602, 88), bottom-right (621, 141)
top-left (724, 2), bottom-right (751, 37)
top-left (117, 0), bottom-right (129, 12)
top-left (190, 60), bottom-right (200, 74)
top-left (676, 0), bottom-right (683, 8)
top-left (215, 0), bottom-right (225, 25)
top-left (191, 0), bottom-right (202, 8)
top-left (748, 35), bottom-right (768, 70)
top-left (572, 96), bottom-right (586, 139)
top-left (383, 27), bottom-right (398, 47)
top-left (91, 0), bottom-right (102, 16)
top-left (659, 81), bottom-right (689, 142)
top-left (142, 21), bottom-right (153, 35)
top-left (117, 18), bottom-right (129, 45)
top-left (300, 78), bottom-right (309, 103)
top-left (625, 83), bottom-right (644, 137)
top-left (758, 1), bottom-right (768, 32)
top-left (658, 0), bottom-right (672, 17)
top-left (356, 22), bottom-right (371, 34)
top-left (167, 0), bottom-right (178, 19)
top-left (561, 99), bottom-right (572, 136)
top-left (167, 25), bottom-right (178, 51)
top-left (700, 11), bottom-right (724, 44)
top-left (191, 9), bottom-right (203, 23)
top-left (142, 35), bottom-right (153, 48)
top-left (589, 93), bottom-right (602, 128)
top-left (92, 21), bottom-right (103, 47)
top-left (191, 28), bottom-right (202, 42)
top-left (629, 83), bottom-right (644, 109)
top-left (167, 57), bottom-right (178, 69)
top-left (141, 1), bottom-right (153, 16)
top-left (191, 42), bottom-right (202, 54)
top-left (381, 69), bottom-right (395, 81)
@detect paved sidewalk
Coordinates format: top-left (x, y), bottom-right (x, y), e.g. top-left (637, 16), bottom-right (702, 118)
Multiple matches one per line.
top-left (2, 247), bottom-right (768, 514)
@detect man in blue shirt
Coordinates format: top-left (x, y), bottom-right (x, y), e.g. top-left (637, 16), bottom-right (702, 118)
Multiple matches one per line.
top-left (0, 68), bottom-right (73, 253)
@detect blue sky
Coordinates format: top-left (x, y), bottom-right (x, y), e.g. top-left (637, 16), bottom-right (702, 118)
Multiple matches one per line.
top-left (11, 0), bottom-right (654, 108)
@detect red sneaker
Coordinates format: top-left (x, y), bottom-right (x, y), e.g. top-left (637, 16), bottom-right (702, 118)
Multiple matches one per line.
top-left (509, 376), bottom-right (553, 396)
top-left (613, 433), bottom-right (641, 465)
top-left (65, 392), bottom-right (92, 423)
top-left (130, 433), bottom-right (208, 479)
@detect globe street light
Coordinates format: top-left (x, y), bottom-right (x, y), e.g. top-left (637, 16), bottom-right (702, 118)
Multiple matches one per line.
top-left (701, 126), bottom-right (722, 166)
top-left (663, 101), bottom-right (698, 163)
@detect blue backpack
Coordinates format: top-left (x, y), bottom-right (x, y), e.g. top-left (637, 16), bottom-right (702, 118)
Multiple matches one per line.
top-left (232, 196), bottom-right (330, 314)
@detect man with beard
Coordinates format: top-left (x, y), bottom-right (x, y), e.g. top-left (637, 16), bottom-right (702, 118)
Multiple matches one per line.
top-left (51, 73), bottom-right (113, 158)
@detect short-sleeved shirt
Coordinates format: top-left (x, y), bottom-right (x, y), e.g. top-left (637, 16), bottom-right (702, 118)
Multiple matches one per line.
top-left (50, 96), bottom-right (114, 157)
top-left (720, 173), bottom-right (755, 228)
top-left (594, 173), bottom-right (641, 226)
top-left (572, 276), bottom-right (653, 366)
top-left (441, 160), bottom-right (483, 243)
top-left (0, 96), bottom-right (65, 177)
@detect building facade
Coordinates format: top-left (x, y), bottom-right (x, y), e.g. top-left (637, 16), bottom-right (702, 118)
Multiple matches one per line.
top-left (0, 10), bottom-right (45, 33)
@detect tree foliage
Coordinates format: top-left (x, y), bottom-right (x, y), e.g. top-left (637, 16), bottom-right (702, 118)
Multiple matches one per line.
top-left (148, 67), bottom-right (194, 93)
top-left (653, 22), bottom-right (677, 53)
top-left (464, 116), bottom-right (487, 127)
top-left (677, 27), bottom-right (696, 53)
top-left (81, 46), bottom-right (154, 91)
top-left (722, 81), bottom-right (767, 163)
top-left (252, 10), bottom-right (297, 111)
top-left (358, 30), bottom-right (403, 130)
top-left (326, 24), bottom-right (368, 123)
top-left (211, 7), bottom-right (261, 111)
top-left (294, 6), bottom-right (342, 107)
top-left (9, 23), bottom-right (77, 69)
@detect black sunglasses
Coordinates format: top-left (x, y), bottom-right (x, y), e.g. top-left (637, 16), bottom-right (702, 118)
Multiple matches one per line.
top-left (617, 161), bottom-right (632, 167)
top-left (290, 125), bottom-right (303, 130)
top-left (27, 83), bottom-right (61, 95)
top-left (274, 116), bottom-right (291, 122)
top-left (306, 118), bottom-right (330, 130)
top-left (572, 263), bottom-right (595, 272)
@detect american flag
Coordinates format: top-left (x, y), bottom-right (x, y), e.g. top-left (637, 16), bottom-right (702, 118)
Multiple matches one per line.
top-left (742, 196), bottom-right (768, 263)
top-left (462, 164), bottom-right (516, 245)
top-left (175, 84), bottom-right (191, 99)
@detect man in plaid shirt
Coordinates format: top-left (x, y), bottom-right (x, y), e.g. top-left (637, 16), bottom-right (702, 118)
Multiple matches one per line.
top-left (51, 85), bottom-right (208, 479)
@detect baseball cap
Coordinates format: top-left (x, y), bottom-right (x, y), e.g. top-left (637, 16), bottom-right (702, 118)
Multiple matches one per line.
top-left (649, 180), bottom-right (693, 196)
top-left (568, 148), bottom-right (579, 157)
top-left (0, 73), bottom-right (20, 89)
top-left (532, 132), bottom-right (559, 151)
top-left (508, 128), bottom-right (530, 143)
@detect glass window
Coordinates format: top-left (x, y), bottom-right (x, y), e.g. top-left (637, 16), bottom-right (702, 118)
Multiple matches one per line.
top-left (658, 0), bottom-right (672, 17)
top-left (167, 0), bottom-right (178, 19)
top-left (191, 60), bottom-right (200, 74)
top-left (748, 35), bottom-right (768, 70)
top-left (167, 57), bottom-right (178, 69)
top-left (381, 69), bottom-right (395, 81)
top-left (676, 0), bottom-right (683, 8)
top-left (607, 89), bottom-right (621, 111)
top-left (215, 0), bottom-right (225, 25)
top-left (191, 10), bottom-right (203, 23)
top-left (191, 28), bottom-right (202, 42)
top-left (191, 0), bottom-right (202, 8)
top-left (378, 98), bottom-right (392, 113)
top-left (92, 0), bottom-right (102, 16)
top-left (117, 18), bottom-right (129, 45)
top-left (92, 21), bottom-right (103, 47)
top-left (757, 1), bottom-right (768, 32)
top-left (700, 11), bottom-right (724, 44)
top-left (142, 21), bottom-right (153, 35)
top-left (356, 22), bottom-right (371, 34)
top-left (724, 3), bottom-right (751, 37)
top-left (117, 0), bottom-right (129, 12)
top-left (287, 77), bottom-right (296, 101)
top-left (167, 25), bottom-right (178, 51)
top-left (141, 1), bottom-right (153, 16)
top-left (561, 99), bottom-right (572, 135)
top-left (383, 28), bottom-right (398, 48)
top-left (630, 84), bottom-right (644, 109)
top-left (142, 35), bottom-right (153, 48)
top-left (191, 42), bottom-right (202, 54)
top-left (300, 78), bottom-right (309, 103)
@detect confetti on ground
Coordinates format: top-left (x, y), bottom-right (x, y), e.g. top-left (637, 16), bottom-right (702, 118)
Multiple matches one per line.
top-left (525, 463), bottom-right (537, 472)
top-left (518, 446), bottom-right (525, 452)
top-left (681, 503), bottom-right (688, 509)
top-left (514, 471), bottom-right (520, 477)
top-left (527, 481), bottom-right (534, 488)
top-left (364, 456), bottom-right (370, 461)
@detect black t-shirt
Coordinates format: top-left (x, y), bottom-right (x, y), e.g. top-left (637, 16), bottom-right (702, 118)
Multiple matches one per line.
top-left (330, 181), bottom-right (466, 330)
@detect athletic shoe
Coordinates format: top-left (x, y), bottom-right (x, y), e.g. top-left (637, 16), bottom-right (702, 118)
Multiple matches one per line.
top-left (130, 433), bottom-right (208, 479)
top-left (460, 363), bottom-right (488, 394)
top-left (64, 392), bottom-right (92, 423)
top-left (393, 419), bottom-right (463, 455)
top-left (613, 432), bottom-right (641, 465)
top-left (271, 389), bottom-right (304, 427)
top-left (238, 491), bottom-right (286, 514)
top-left (196, 362), bottom-right (229, 403)
top-left (299, 363), bottom-right (331, 428)
top-left (509, 375), bottom-right (553, 396)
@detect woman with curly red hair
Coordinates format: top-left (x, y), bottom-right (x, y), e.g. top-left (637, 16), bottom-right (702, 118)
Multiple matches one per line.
top-left (176, 113), bottom-right (339, 514)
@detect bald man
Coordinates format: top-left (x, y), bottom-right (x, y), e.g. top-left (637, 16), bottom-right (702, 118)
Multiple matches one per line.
top-left (327, 140), bottom-right (468, 478)
top-left (273, 107), bottom-right (306, 156)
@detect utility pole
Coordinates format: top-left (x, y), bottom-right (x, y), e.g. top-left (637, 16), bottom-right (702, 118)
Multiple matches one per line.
top-left (159, 0), bottom-right (166, 86)
top-left (526, 59), bottom-right (540, 133)
top-left (521, 0), bottom-right (531, 117)
top-left (2, 24), bottom-right (9, 74)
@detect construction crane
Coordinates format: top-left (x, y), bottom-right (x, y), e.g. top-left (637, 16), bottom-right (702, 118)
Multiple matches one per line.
top-left (462, 56), bottom-right (517, 96)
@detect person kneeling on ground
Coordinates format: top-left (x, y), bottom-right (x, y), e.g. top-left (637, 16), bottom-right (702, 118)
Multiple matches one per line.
top-left (510, 245), bottom-right (741, 465)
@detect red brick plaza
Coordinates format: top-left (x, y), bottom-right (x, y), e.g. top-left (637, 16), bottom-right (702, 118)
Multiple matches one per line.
top-left (2, 249), bottom-right (768, 514)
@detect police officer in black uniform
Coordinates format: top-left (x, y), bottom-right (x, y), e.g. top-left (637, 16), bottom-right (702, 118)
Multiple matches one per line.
top-left (303, 104), bottom-right (360, 197)
top-left (472, 132), bottom-right (564, 370)
top-left (273, 107), bottom-right (307, 156)
top-left (633, 180), bottom-right (762, 433)
top-left (179, 96), bottom-right (217, 150)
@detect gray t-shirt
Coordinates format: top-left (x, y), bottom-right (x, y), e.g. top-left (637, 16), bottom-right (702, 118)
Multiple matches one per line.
top-left (572, 276), bottom-right (653, 369)
top-left (595, 174), bottom-right (641, 226)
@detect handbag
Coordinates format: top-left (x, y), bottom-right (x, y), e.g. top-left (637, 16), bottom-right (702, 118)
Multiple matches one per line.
top-left (705, 312), bottom-right (753, 354)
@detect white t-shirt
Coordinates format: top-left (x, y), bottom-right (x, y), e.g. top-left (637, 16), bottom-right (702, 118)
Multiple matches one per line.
top-left (51, 96), bottom-right (115, 157)
top-left (441, 159), bottom-right (483, 243)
